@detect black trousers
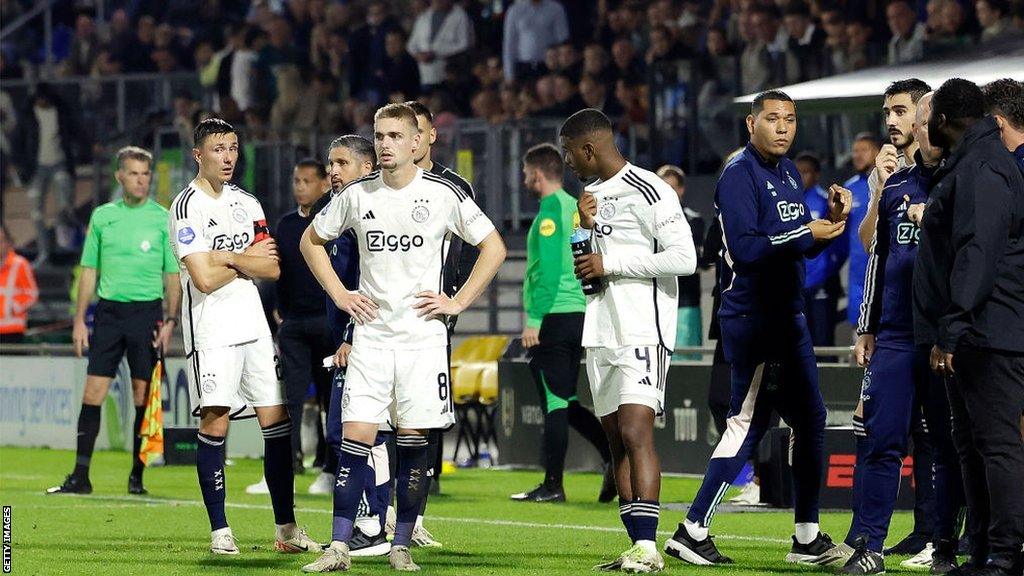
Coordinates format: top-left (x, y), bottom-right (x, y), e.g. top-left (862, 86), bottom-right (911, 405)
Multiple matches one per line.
top-left (915, 347), bottom-right (965, 545)
top-left (946, 345), bottom-right (1024, 568)
top-left (528, 312), bottom-right (609, 486)
top-left (278, 315), bottom-right (334, 466)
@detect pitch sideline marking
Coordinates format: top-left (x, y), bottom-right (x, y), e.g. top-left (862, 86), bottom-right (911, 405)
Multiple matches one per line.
top-left (19, 492), bottom-right (790, 545)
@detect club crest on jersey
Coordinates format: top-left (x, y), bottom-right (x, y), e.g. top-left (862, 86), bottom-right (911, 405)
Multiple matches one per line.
top-left (139, 239), bottom-right (151, 252)
top-left (411, 205), bottom-right (430, 223)
top-left (786, 172), bottom-right (799, 189)
top-left (232, 206), bottom-right (248, 223)
top-left (201, 374), bottom-right (217, 394)
top-left (599, 202), bottom-right (616, 220)
top-left (178, 226), bottom-right (195, 244)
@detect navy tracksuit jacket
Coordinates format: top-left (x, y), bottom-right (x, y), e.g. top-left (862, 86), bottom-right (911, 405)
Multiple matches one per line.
top-left (688, 143), bottom-right (830, 528)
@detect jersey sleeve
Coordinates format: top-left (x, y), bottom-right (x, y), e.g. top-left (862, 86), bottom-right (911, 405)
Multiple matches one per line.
top-left (312, 191), bottom-right (355, 242)
top-left (716, 164), bottom-right (814, 265)
top-left (446, 195), bottom-right (495, 246)
top-left (524, 204), bottom-right (568, 328)
top-left (171, 202), bottom-right (210, 260)
top-left (250, 199), bottom-right (271, 243)
top-left (856, 191), bottom-right (889, 335)
top-left (80, 213), bottom-right (100, 268)
top-left (602, 190), bottom-right (697, 279)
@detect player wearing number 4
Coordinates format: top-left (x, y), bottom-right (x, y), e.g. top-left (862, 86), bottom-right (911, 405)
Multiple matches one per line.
top-left (664, 91), bottom-right (851, 568)
top-left (169, 118), bottom-right (321, 556)
top-left (563, 108), bottom-right (697, 573)
top-left (300, 103), bottom-right (506, 572)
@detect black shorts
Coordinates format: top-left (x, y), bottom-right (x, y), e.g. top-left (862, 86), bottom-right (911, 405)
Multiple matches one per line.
top-left (87, 299), bottom-right (162, 380)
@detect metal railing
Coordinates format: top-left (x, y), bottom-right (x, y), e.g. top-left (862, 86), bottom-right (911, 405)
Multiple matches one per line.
top-left (0, 342), bottom-right (859, 364)
top-left (1, 73), bottom-right (206, 145)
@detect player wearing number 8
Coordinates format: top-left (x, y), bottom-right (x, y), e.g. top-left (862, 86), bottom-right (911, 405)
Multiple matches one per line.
top-left (299, 103), bottom-right (506, 572)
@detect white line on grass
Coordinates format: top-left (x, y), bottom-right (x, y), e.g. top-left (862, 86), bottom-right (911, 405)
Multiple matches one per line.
top-left (18, 492), bottom-right (790, 545)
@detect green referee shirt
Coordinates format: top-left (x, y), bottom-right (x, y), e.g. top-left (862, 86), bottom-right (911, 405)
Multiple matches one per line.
top-left (80, 199), bottom-right (177, 302)
top-left (523, 189), bottom-right (586, 328)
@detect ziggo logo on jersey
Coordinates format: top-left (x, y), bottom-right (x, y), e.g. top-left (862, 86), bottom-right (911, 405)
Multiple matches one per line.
top-left (211, 233), bottom-right (251, 251)
top-left (366, 230), bottom-right (425, 252)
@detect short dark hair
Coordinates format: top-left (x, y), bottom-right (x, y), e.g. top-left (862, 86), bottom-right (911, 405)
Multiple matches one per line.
top-left (932, 78), bottom-right (985, 122)
top-left (783, 0), bottom-right (812, 17)
top-left (295, 157), bottom-right (327, 180)
top-left (854, 131), bottom-right (882, 147)
top-left (983, 78), bottom-right (1024, 129)
top-left (523, 143), bottom-right (565, 181)
top-left (750, 4), bottom-right (781, 19)
top-left (193, 117), bottom-right (235, 148)
top-left (328, 134), bottom-right (377, 165)
top-left (980, 0), bottom-right (1011, 16)
top-left (794, 151), bottom-right (822, 172)
top-left (751, 89), bottom-right (794, 115)
top-left (404, 100), bottom-right (433, 124)
top-left (559, 108), bottom-right (613, 139)
top-left (883, 78), bottom-right (932, 103)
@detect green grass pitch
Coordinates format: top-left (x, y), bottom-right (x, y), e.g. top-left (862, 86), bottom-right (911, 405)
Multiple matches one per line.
top-left (0, 446), bottom-right (918, 575)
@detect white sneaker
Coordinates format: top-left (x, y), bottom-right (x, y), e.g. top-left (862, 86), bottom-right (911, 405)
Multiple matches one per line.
top-left (411, 524), bottom-right (442, 548)
top-left (389, 545), bottom-right (421, 572)
top-left (245, 476), bottom-right (270, 495)
top-left (727, 483), bottom-right (760, 505)
top-left (308, 472), bottom-right (334, 495)
top-left (900, 542), bottom-right (934, 571)
top-left (809, 541), bottom-right (855, 566)
top-left (302, 541), bottom-right (351, 572)
top-left (274, 524), bottom-right (322, 553)
top-left (211, 527), bottom-right (240, 555)
top-left (619, 543), bottom-right (665, 573)
top-left (593, 552), bottom-right (627, 572)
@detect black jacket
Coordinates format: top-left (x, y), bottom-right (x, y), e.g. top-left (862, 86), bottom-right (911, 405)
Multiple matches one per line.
top-left (913, 116), bottom-right (1024, 353)
top-left (275, 208), bottom-right (328, 320)
top-left (430, 162), bottom-right (479, 331)
top-left (677, 206), bottom-right (705, 308)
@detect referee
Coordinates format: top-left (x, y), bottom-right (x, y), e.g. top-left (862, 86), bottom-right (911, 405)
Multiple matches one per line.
top-left (510, 143), bottom-right (612, 504)
top-left (47, 146), bottom-right (180, 495)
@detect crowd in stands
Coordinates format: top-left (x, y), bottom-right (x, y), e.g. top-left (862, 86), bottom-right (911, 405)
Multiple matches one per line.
top-left (2, 0), bottom-right (1021, 156)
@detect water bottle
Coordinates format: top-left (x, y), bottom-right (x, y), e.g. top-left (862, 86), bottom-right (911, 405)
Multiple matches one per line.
top-left (570, 227), bottom-right (603, 295)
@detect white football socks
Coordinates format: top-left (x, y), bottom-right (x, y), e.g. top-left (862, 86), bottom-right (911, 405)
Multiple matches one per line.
top-left (795, 522), bottom-right (820, 545)
top-left (683, 519), bottom-right (709, 541)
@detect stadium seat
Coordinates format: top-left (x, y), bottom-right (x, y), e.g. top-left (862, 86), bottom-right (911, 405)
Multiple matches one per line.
top-left (450, 336), bottom-right (507, 466)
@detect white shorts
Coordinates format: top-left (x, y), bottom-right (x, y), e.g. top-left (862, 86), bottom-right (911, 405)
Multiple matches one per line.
top-left (585, 345), bottom-right (670, 417)
top-left (187, 337), bottom-right (284, 420)
top-left (342, 345), bottom-right (455, 429)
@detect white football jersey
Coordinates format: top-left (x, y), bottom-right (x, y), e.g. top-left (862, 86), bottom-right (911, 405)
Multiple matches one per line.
top-left (582, 163), bottom-right (697, 349)
top-left (312, 168), bottom-right (496, 349)
top-left (169, 182), bottom-right (273, 353)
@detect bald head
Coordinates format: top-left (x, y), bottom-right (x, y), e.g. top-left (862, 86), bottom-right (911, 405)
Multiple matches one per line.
top-left (913, 92), bottom-right (943, 163)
